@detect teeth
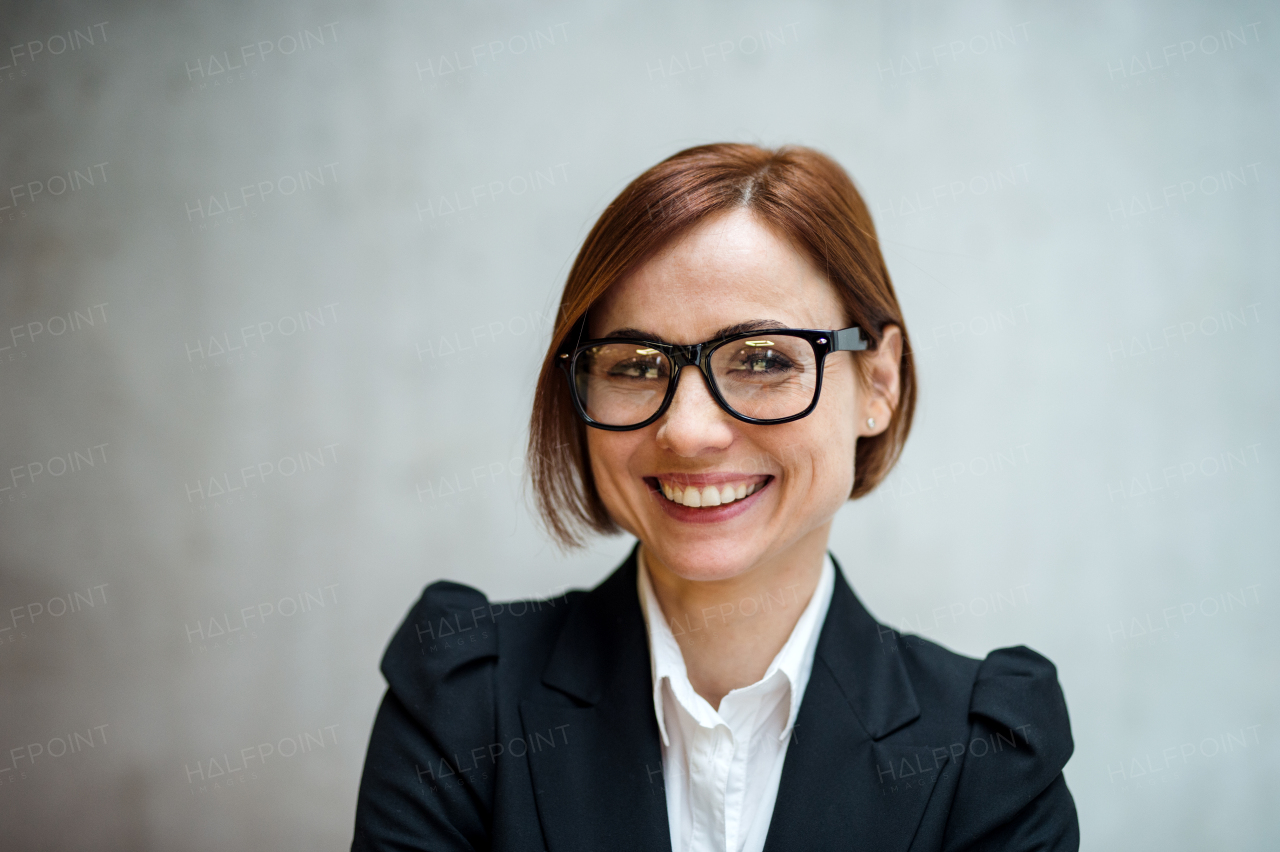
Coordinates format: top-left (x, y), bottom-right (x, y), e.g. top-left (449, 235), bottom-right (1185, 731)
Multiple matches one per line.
top-left (656, 479), bottom-right (766, 508)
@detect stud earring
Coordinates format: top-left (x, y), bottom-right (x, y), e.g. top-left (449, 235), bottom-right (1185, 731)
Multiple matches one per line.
top-left (867, 417), bottom-right (876, 429)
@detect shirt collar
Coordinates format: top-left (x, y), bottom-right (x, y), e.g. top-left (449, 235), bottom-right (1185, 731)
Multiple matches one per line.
top-left (636, 545), bottom-right (837, 746)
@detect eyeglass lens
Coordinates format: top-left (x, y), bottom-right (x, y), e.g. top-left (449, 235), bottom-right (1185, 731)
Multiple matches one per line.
top-left (572, 334), bottom-right (819, 427)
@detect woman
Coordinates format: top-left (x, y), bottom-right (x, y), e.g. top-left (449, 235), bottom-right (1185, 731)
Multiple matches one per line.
top-left (352, 144), bottom-right (1078, 851)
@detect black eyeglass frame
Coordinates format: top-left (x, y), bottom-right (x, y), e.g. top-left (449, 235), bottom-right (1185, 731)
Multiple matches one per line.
top-left (557, 326), bottom-right (874, 431)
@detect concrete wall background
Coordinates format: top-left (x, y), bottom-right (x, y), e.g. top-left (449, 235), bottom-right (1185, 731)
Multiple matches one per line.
top-left (0, 0), bottom-right (1275, 848)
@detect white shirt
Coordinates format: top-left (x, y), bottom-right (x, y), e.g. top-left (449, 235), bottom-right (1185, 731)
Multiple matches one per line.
top-left (636, 548), bottom-right (836, 852)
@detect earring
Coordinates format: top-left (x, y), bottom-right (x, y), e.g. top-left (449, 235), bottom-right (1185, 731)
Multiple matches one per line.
top-left (867, 417), bottom-right (876, 429)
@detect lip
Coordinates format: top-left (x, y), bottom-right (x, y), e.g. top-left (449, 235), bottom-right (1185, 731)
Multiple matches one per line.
top-left (650, 472), bottom-right (771, 489)
top-left (643, 474), bottom-right (774, 524)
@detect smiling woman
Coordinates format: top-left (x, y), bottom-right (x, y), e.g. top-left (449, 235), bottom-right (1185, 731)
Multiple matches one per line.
top-left (352, 144), bottom-right (1078, 852)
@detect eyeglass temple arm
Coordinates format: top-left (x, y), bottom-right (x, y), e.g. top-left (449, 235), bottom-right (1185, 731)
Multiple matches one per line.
top-left (832, 326), bottom-right (873, 351)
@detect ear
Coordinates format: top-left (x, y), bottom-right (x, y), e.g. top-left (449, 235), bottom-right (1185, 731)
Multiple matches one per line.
top-left (858, 325), bottom-right (902, 436)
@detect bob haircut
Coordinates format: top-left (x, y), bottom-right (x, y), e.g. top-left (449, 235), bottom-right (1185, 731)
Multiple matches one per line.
top-left (528, 143), bottom-right (916, 548)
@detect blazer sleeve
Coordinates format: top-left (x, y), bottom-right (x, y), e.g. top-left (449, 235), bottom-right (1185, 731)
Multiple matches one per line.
top-left (352, 581), bottom-right (499, 852)
top-left (941, 646), bottom-right (1079, 852)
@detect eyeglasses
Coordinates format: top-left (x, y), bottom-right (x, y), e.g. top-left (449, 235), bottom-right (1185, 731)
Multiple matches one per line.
top-left (558, 326), bottom-right (873, 430)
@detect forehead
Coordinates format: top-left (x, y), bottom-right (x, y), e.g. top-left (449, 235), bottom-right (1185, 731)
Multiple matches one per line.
top-left (588, 208), bottom-right (846, 340)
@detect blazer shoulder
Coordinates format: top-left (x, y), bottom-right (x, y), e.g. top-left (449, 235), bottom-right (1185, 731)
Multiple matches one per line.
top-left (890, 634), bottom-right (1070, 743)
top-left (968, 645), bottom-right (1072, 756)
top-left (896, 639), bottom-right (1072, 761)
top-left (356, 581), bottom-right (588, 851)
top-left (381, 579), bottom-right (586, 714)
top-left (943, 645), bottom-right (1077, 850)
top-left (379, 581), bottom-right (499, 718)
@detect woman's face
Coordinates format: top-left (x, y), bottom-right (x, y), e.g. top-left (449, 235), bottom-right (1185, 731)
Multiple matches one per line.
top-left (586, 207), bottom-right (901, 583)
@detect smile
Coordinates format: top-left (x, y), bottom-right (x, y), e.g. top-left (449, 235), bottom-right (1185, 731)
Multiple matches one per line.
top-left (649, 475), bottom-right (772, 508)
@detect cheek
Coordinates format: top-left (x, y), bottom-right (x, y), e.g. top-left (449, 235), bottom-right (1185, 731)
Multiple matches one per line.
top-left (805, 370), bottom-right (859, 495)
top-left (789, 424), bottom-right (856, 502)
top-left (586, 432), bottom-right (640, 509)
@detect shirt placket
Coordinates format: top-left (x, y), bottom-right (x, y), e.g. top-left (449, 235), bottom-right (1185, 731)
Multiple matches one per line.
top-left (687, 720), bottom-right (733, 852)
top-left (719, 683), bottom-right (774, 852)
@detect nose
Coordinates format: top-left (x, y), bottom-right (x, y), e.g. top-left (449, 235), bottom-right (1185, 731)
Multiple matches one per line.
top-left (654, 365), bottom-right (735, 455)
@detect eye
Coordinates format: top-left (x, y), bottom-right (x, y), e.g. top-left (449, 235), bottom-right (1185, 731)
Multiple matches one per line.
top-left (607, 358), bottom-right (663, 379)
top-left (732, 348), bottom-right (791, 373)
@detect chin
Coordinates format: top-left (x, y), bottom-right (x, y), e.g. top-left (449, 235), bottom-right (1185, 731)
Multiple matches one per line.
top-left (645, 536), bottom-right (760, 583)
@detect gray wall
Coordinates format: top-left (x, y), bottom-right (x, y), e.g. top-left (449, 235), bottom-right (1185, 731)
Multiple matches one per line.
top-left (1, 0), bottom-right (1276, 848)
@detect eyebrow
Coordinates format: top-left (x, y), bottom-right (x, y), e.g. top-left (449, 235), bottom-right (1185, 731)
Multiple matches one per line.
top-left (602, 319), bottom-right (788, 343)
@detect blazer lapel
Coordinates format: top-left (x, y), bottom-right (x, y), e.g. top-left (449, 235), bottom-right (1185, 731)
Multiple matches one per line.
top-left (763, 556), bottom-right (948, 852)
top-left (521, 545), bottom-right (672, 852)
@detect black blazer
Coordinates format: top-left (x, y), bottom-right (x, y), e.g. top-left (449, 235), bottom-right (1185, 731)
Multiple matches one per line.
top-left (352, 546), bottom-right (1078, 851)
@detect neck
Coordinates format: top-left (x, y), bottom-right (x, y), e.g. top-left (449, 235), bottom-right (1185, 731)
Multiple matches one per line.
top-left (643, 523), bottom-right (830, 709)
